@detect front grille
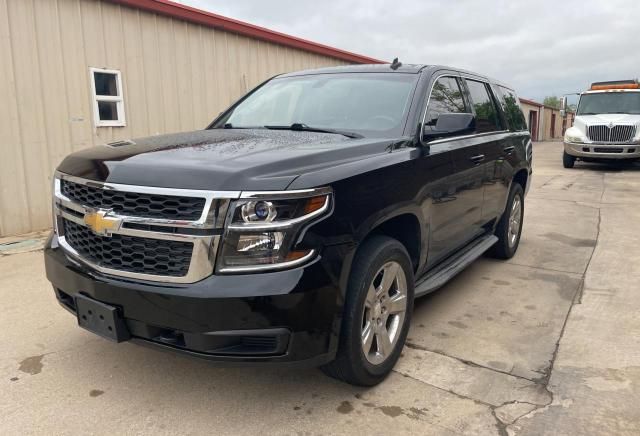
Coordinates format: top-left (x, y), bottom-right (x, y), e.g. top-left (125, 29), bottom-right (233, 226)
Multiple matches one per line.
top-left (63, 219), bottom-right (193, 277)
top-left (587, 125), bottom-right (637, 143)
top-left (61, 180), bottom-right (206, 221)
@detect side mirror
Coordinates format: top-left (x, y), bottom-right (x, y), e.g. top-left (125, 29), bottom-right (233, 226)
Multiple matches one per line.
top-left (560, 97), bottom-right (567, 118)
top-left (423, 113), bottom-right (475, 142)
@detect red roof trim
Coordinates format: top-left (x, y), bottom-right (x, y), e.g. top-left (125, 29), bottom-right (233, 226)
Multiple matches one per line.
top-left (109, 0), bottom-right (384, 64)
top-left (519, 98), bottom-right (543, 107)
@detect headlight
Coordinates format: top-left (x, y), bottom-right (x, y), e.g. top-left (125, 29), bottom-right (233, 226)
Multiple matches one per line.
top-left (565, 135), bottom-right (584, 143)
top-left (216, 188), bottom-right (332, 273)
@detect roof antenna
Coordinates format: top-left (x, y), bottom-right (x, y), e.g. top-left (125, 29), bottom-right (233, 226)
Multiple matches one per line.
top-left (390, 57), bottom-right (402, 70)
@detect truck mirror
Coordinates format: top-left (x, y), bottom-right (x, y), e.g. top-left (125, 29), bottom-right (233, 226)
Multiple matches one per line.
top-left (560, 97), bottom-right (567, 118)
top-left (423, 113), bottom-right (475, 142)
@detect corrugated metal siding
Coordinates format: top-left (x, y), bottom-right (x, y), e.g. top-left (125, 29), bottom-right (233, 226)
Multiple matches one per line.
top-left (0, 0), bottom-right (351, 237)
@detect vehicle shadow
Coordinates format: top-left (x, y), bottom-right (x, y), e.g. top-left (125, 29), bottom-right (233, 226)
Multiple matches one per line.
top-left (574, 160), bottom-right (640, 172)
top-left (44, 324), bottom-right (485, 432)
top-left (50, 271), bottom-right (478, 420)
top-left (61, 335), bottom-right (372, 410)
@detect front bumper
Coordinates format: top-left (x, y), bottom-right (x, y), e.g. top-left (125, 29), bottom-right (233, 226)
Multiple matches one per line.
top-left (564, 141), bottom-right (640, 159)
top-left (44, 233), bottom-right (343, 366)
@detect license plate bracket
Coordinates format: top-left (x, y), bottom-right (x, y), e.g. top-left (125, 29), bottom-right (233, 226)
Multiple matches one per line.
top-left (75, 294), bottom-right (131, 342)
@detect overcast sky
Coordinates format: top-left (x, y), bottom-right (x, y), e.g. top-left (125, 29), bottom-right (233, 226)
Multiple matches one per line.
top-left (177, 0), bottom-right (639, 103)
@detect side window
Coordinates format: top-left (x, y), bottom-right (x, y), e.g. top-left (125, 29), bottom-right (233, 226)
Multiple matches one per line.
top-left (424, 76), bottom-right (468, 130)
top-left (464, 79), bottom-right (501, 133)
top-left (497, 86), bottom-right (527, 131)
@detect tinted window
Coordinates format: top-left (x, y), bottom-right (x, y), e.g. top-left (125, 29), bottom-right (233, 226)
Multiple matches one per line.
top-left (498, 86), bottom-right (527, 131)
top-left (219, 73), bottom-right (418, 138)
top-left (424, 77), bottom-right (468, 129)
top-left (465, 79), bottom-right (501, 133)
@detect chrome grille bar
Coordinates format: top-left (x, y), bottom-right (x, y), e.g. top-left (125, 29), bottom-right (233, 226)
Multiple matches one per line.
top-left (53, 172), bottom-right (240, 283)
top-left (587, 124), bottom-right (637, 143)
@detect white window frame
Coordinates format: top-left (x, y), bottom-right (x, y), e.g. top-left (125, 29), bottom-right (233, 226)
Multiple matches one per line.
top-left (90, 67), bottom-right (126, 127)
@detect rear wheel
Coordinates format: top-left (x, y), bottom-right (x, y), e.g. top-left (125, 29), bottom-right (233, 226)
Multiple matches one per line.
top-left (563, 151), bottom-right (576, 168)
top-left (321, 236), bottom-right (414, 386)
top-left (488, 183), bottom-right (524, 260)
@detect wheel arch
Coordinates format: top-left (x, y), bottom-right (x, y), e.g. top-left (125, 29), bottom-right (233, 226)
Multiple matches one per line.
top-left (512, 168), bottom-right (529, 191)
top-left (360, 213), bottom-right (423, 275)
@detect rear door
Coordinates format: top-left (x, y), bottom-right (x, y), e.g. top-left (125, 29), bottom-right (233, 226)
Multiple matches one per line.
top-left (488, 85), bottom-right (530, 219)
top-left (462, 78), bottom-right (510, 225)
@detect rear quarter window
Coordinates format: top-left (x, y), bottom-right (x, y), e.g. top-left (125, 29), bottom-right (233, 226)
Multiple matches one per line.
top-left (497, 86), bottom-right (527, 131)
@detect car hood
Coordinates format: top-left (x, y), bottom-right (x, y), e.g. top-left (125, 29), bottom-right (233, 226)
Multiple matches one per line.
top-left (57, 129), bottom-right (404, 191)
top-left (575, 113), bottom-right (640, 126)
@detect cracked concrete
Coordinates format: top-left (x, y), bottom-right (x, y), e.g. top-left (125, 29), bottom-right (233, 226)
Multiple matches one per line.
top-left (1, 142), bottom-right (639, 435)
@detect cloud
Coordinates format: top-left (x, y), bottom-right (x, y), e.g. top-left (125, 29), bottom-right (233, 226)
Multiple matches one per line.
top-left (178, 0), bottom-right (639, 102)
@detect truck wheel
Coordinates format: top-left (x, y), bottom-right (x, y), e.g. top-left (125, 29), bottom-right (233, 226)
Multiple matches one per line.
top-left (488, 183), bottom-right (524, 260)
top-left (321, 236), bottom-right (414, 386)
top-left (563, 151), bottom-right (576, 168)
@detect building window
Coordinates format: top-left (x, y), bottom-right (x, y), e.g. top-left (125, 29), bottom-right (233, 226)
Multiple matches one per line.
top-left (90, 67), bottom-right (126, 127)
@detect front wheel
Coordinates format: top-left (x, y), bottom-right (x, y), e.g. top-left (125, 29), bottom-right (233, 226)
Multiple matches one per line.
top-left (563, 151), bottom-right (576, 168)
top-left (321, 236), bottom-right (414, 386)
top-left (488, 183), bottom-right (524, 259)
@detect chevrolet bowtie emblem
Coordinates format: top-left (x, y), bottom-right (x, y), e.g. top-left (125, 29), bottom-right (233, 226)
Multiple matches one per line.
top-left (83, 209), bottom-right (122, 237)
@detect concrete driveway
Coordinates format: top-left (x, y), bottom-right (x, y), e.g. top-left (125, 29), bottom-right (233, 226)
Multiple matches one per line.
top-left (1, 142), bottom-right (639, 435)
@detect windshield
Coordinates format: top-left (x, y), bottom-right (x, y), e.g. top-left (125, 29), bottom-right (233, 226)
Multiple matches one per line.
top-left (213, 73), bottom-right (418, 137)
top-left (577, 92), bottom-right (640, 115)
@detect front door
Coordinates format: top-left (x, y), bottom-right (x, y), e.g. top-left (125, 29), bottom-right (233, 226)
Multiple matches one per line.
top-left (421, 75), bottom-right (484, 267)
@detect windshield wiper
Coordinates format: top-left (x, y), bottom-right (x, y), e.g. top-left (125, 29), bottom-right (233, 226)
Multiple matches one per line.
top-left (264, 123), bottom-right (363, 139)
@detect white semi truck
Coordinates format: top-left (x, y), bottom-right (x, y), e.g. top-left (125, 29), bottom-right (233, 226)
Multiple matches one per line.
top-left (561, 79), bottom-right (640, 168)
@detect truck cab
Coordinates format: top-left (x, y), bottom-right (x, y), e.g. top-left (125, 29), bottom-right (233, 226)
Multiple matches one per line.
top-left (562, 80), bottom-right (640, 168)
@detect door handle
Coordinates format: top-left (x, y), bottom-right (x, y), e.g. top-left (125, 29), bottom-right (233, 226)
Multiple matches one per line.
top-left (503, 146), bottom-right (515, 154)
top-left (469, 154), bottom-right (485, 164)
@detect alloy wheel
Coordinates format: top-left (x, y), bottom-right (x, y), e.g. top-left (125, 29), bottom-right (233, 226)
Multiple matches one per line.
top-left (361, 261), bottom-right (408, 365)
top-left (508, 194), bottom-right (522, 248)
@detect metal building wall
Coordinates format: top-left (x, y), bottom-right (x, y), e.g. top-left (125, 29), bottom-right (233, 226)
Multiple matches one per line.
top-left (541, 107), bottom-right (565, 141)
top-left (0, 0), bottom-right (351, 237)
top-left (520, 101), bottom-right (542, 141)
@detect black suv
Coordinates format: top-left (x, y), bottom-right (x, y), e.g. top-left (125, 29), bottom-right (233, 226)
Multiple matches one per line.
top-left (45, 64), bottom-right (532, 386)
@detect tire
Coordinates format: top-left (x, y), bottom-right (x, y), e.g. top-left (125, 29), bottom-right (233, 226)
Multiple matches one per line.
top-left (488, 183), bottom-right (524, 260)
top-left (563, 151), bottom-right (576, 168)
top-left (321, 236), bottom-right (414, 386)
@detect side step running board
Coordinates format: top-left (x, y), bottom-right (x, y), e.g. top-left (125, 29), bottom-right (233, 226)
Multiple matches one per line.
top-left (414, 234), bottom-right (498, 298)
